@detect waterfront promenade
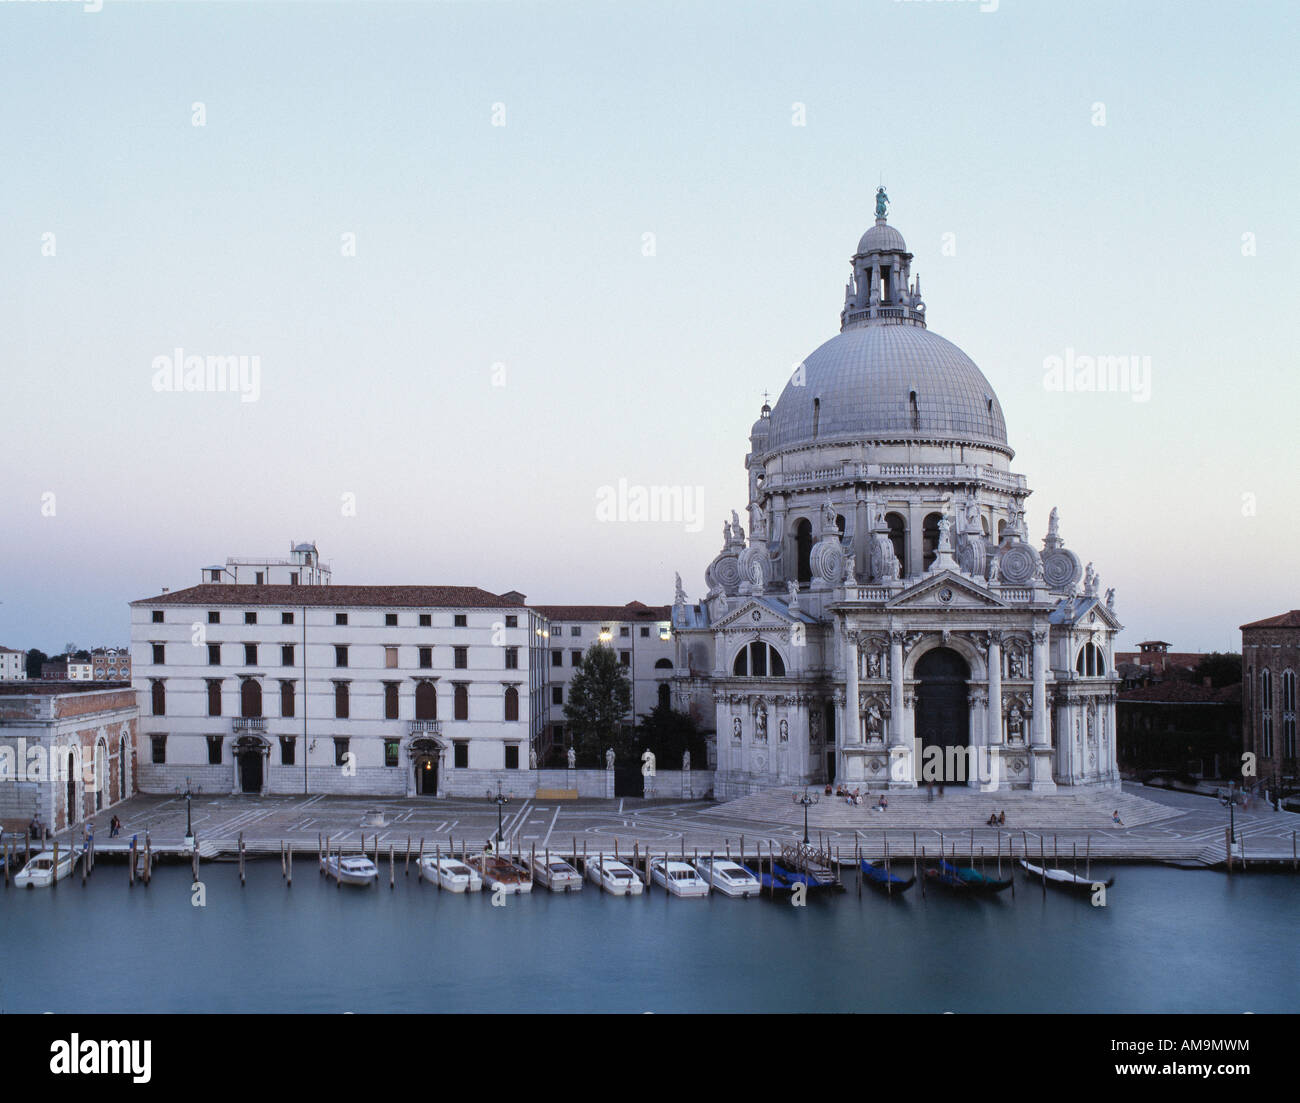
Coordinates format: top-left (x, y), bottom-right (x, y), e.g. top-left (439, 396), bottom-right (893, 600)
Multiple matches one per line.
top-left (25, 782), bottom-right (1299, 869)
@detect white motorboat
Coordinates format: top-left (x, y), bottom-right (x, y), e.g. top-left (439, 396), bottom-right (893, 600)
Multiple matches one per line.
top-left (14, 847), bottom-right (81, 888)
top-left (650, 858), bottom-right (710, 897)
top-left (419, 856), bottom-right (483, 892)
top-left (584, 854), bottom-right (644, 896)
top-left (323, 853), bottom-right (378, 886)
top-left (468, 853), bottom-right (533, 894)
top-left (692, 856), bottom-right (760, 898)
top-left (530, 855), bottom-right (583, 892)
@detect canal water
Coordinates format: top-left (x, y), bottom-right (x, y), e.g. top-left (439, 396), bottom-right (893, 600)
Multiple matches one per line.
top-left (1, 862), bottom-right (1295, 1013)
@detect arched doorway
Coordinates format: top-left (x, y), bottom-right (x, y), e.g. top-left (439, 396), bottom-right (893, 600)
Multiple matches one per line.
top-left (915, 648), bottom-right (970, 783)
top-left (795, 519), bottom-right (813, 585)
top-left (95, 741), bottom-right (107, 812)
top-left (411, 738), bottom-right (440, 796)
top-left (234, 736), bottom-right (265, 794)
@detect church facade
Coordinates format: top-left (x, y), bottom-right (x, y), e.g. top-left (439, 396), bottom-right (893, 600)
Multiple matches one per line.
top-left (672, 193), bottom-right (1121, 798)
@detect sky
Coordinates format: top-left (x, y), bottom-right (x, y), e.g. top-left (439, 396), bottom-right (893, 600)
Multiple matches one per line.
top-left (0, 0), bottom-right (1296, 655)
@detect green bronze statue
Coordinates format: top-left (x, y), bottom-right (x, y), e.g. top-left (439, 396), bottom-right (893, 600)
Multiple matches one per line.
top-left (875, 186), bottom-right (889, 220)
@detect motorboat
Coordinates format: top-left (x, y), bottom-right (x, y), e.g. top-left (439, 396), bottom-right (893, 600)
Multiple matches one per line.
top-left (1019, 859), bottom-right (1113, 893)
top-left (650, 858), bottom-right (710, 897)
top-left (530, 855), bottom-right (583, 892)
top-left (860, 859), bottom-right (916, 894)
top-left (419, 856), bottom-right (483, 892)
top-left (584, 854), bottom-right (644, 896)
top-left (692, 856), bottom-right (760, 898)
top-left (323, 853), bottom-right (378, 886)
top-left (468, 853), bottom-right (533, 894)
top-left (14, 847), bottom-right (81, 888)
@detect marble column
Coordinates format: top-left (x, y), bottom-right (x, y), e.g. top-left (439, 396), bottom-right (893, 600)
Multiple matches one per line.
top-left (1031, 629), bottom-right (1049, 746)
top-left (987, 632), bottom-right (1003, 745)
top-left (844, 631), bottom-right (860, 744)
top-left (889, 631), bottom-right (905, 745)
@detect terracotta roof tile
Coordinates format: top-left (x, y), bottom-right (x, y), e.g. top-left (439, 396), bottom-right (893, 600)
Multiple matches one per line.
top-left (132, 585), bottom-right (521, 609)
top-left (533, 603), bottom-right (672, 622)
top-left (1240, 610), bottom-right (1300, 630)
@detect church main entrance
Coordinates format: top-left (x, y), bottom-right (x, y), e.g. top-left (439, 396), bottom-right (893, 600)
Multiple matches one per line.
top-left (915, 648), bottom-right (970, 784)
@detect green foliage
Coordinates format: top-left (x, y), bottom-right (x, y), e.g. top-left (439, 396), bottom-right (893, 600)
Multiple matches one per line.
top-left (634, 703), bottom-right (707, 765)
top-left (1194, 652), bottom-right (1242, 688)
top-left (562, 644), bottom-right (633, 766)
top-left (24, 649), bottom-right (48, 678)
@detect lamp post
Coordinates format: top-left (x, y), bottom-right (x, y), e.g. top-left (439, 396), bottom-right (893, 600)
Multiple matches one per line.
top-left (181, 776), bottom-right (196, 848)
top-left (793, 788), bottom-right (819, 846)
top-left (489, 781), bottom-right (511, 845)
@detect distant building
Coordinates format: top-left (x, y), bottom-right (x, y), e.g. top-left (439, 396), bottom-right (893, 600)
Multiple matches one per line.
top-left (1115, 640), bottom-right (1207, 687)
top-left (0, 682), bottom-right (139, 834)
top-left (41, 657), bottom-right (93, 681)
top-left (0, 646), bottom-right (26, 681)
top-left (532, 603), bottom-right (674, 761)
top-left (198, 541), bottom-right (332, 587)
top-left (1117, 680), bottom-right (1241, 779)
top-left (1241, 610), bottom-right (1299, 794)
top-left (91, 647), bottom-right (132, 682)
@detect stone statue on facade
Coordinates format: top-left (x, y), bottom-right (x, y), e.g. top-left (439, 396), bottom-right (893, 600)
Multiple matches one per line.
top-left (674, 571), bottom-right (687, 609)
top-left (756, 703), bottom-right (768, 743)
top-left (787, 580), bottom-right (800, 611)
top-left (731, 510), bottom-right (745, 546)
top-left (605, 747), bottom-right (615, 770)
top-left (566, 746), bottom-right (576, 769)
top-left (987, 555), bottom-right (1000, 584)
top-left (1008, 649), bottom-right (1025, 678)
top-left (779, 719), bottom-right (788, 743)
top-left (842, 550), bottom-right (856, 583)
top-left (1007, 705), bottom-right (1024, 742)
top-left (866, 649), bottom-right (882, 678)
top-left (1105, 587), bottom-right (1116, 612)
top-left (529, 747), bottom-right (537, 770)
top-left (683, 750), bottom-right (690, 771)
top-left (1084, 562), bottom-right (1098, 596)
top-left (875, 186), bottom-right (889, 219)
top-left (866, 703), bottom-right (883, 741)
top-left (732, 716), bottom-right (742, 743)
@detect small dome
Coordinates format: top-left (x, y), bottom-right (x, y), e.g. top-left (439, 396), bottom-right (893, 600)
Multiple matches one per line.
top-left (857, 219), bottom-right (907, 255)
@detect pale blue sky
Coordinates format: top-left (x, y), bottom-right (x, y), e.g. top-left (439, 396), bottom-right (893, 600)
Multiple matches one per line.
top-left (1, 0), bottom-right (1296, 654)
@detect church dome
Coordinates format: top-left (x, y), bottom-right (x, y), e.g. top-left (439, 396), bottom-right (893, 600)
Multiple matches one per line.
top-left (857, 219), bottom-right (907, 255)
top-left (766, 323), bottom-right (1009, 452)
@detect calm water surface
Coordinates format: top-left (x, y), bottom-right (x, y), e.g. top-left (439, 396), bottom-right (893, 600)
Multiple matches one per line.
top-left (1, 861), bottom-right (1295, 1013)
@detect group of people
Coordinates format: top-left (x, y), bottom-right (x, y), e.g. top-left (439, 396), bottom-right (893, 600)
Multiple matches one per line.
top-left (828, 785), bottom-right (890, 812)
top-left (985, 810), bottom-right (1008, 826)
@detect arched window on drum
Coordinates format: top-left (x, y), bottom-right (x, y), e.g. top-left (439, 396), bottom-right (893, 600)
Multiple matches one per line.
top-left (732, 642), bottom-right (786, 677)
top-left (1075, 643), bottom-right (1105, 677)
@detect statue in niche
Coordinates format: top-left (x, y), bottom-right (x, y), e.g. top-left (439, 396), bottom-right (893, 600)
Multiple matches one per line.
top-left (779, 718), bottom-right (789, 743)
top-left (756, 703), bottom-right (768, 743)
top-left (1007, 705), bottom-right (1024, 743)
top-left (1008, 649), bottom-right (1025, 678)
top-left (732, 716), bottom-right (743, 743)
top-left (987, 556), bottom-right (1000, 584)
top-left (866, 649), bottom-right (882, 678)
top-left (865, 703), bottom-right (883, 741)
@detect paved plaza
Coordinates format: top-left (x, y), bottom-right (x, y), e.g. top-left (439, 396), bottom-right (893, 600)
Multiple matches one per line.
top-left (30, 782), bottom-right (1300, 867)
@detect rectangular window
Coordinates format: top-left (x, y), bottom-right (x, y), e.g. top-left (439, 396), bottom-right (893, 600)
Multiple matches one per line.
top-left (152, 610), bottom-right (164, 623)
top-left (280, 680), bottom-right (295, 718)
top-left (207, 736), bottom-right (222, 765)
top-left (454, 741), bottom-right (468, 768)
top-left (505, 744), bottom-right (520, 770)
top-left (282, 612), bottom-right (294, 625)
top-left (419, 647), bottom-right (433, 669)
top-left (335, 683), bottom-right (350, 719)
top-left (245, 612), bottom-right (257, 625)
top-left (571, 650), bottom-right (582, 666)
top-left (620, 651), bottom-right (631, 666)
top-left (280, 737), bottom-right (296, 765)
top-left (208, 643), bottom-right (221, 666)
top-left (244, 643), bottom-right (257, 666)
top-left (620, 626), bottom-right (629, 638)
top-left (641, 626), bottom-right (650, 638)
top-left (282, 644), bottom-right (295, 666)
top-left (333, 738), bottom-right (349, 767)
top-left (152, 643), bottom-right (165, 665)
top-left (335, 645), bottom-right (348, 668)
top-left (151, 736), bottom-right (167, 764)
top-left (419, 614), bottom-right (432, 627)
top-left (336, 613), bottom-right (348, 626)
top-left (208, 610), bottom-right (219, 624)
top-left (385, 740), bottom-right (400, 767)
top-left (454, 647), bottom-right (468, 669)
top-left (255, 572), bottom-right (264, 585)
top-left (384, 683), bottom-right (399, 720)
top-left (570, 626), bottom-right (581, 637)
top-left (505, 647), bottom-right (519, 669)
top-left (454, 684), bottom-right (469, 720)
top-left (551, 650), bottom-right (562, 667)
top-left (207, 680), bottom-right (222, 717)
top-left (289, 572), bottom-right (299, 586)
top-left (455, 614), bottom-right (468, 627)
top-left (506, 615), bottom-right (518, 628)
top-left (552, 625), bottom-right (563, 637)
top-left (209, 569), bottom-right (222, 582)
top-left (552, 686), bottom-right (563, 705)
top-left (386, 613), bottom-right (398, 627)
top-left (385, 646), bottom-right (399, 669)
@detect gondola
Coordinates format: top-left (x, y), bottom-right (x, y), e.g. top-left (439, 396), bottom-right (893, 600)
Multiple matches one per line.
top-left (1018, 859), bottom-right (1113, 894)
top-left (924, 864), bottom-right (970, 892)
top-left (771, 862), bottom-right (838, 892)
top-left (741, 864), bottom-right (794, 896)
top-left (939, 857), bottom-right (1012, 893)
top-left (860, 859), bottom-right (916, 894)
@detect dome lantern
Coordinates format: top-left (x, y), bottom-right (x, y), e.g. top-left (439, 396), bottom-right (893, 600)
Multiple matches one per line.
top-left (841, 187), bottom-right (926, 332)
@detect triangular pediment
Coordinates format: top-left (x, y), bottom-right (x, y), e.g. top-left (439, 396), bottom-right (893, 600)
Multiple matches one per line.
top-left (712, 596), bottom-right (804, 632)
top-left (885, 571), bottom-right (1009, 610)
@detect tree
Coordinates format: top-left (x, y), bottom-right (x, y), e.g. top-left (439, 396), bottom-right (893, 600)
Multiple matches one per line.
top-left (1194, 652), bottom-right (1242, 688)
top-left (25, 649), bottom-right (48, 679)
top-left (563, 644), bottom-right (633, 766)
top-left (635, 703), bottom-right (706, 765)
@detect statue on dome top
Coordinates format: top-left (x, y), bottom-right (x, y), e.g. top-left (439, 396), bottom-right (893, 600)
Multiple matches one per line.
top-left (875, 186), bottom-right (889, 220)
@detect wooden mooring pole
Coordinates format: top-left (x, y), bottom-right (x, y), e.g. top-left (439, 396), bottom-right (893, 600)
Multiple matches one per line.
top-left (920, 845), bottom-right (926, 897)
top-left (144, 833), bottom-right (152, 885)
top-left (287, 844), bottom-right (292, 887)
top-left (238, 832), bottom-right (245, 887)
top-left (52, 840), bottom-right (59, 890)
top-left (405, 836), bottom-right (412, 877)
top-left (389, 844), bottom-right (395, 889)
top-left (129, 836), bottom-right (136, 886)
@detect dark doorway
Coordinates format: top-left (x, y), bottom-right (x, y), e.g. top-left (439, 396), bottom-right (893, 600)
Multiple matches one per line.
top-left (238, 750), bottom-right (263, 794)
top-left (915, 647), bottom-right (970, 783)
top-left (415, 756), bottom-right (438, 795)
top-left (66, 752), bottom-right (76, 828)
top-left (796, 519), bottom-right (813, 585)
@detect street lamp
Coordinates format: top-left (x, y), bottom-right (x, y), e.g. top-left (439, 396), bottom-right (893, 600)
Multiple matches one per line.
top-left (488, 780), bottom-right (511, 846)
top-left (180, 776), bottom-right (197, 848)
top-left (793, 788), bottom-right (819, 846)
